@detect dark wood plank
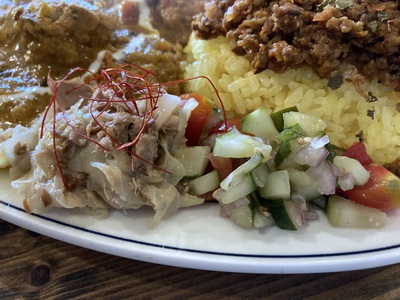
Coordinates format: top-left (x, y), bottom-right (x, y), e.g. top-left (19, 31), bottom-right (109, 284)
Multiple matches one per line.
top-left (0, 219), bottom-right (399, 299)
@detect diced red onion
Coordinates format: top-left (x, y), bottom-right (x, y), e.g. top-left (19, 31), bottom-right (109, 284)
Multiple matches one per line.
top-left (291, 193), bottom-right (307, 210)
top-left (219, 198), bottom-right (247, 217)
top-left (310, 135), bottom-right (329, 149)
top-left (306, 160), bottom-right (337, 195)
top-left (295, 145), bottom-right (329, 167)
top-left (294, 135), bottom-right (330, 167)
top-left (213, 188), bottom-right (249, 217)
top-left (332, 163), bottom-right (343, 177)
top-left (304, 208), bottom-right (320, 220)
top-left (286, 201), bottom-right (305, 228)
top-left (337, 173), bottom-right (356, 191)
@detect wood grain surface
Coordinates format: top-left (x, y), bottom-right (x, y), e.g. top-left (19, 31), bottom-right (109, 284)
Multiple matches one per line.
top-left (1, 219), bottom-right (400, 299)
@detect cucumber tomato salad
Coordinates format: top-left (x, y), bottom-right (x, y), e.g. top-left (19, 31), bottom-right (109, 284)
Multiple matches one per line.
top-left (182, 94), bottom-right (400, 231)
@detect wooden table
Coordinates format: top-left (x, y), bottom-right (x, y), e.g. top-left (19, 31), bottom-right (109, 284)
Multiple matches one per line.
top-left (1, 219), bottom-right (400, 299)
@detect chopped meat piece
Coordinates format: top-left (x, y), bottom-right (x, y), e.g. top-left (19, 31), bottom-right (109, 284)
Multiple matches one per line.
top-left (147, 0), bottom-right (206, 45)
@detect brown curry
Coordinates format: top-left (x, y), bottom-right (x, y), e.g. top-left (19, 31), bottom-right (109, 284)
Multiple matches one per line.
top-left (0, 0), bottom-right (204, 128)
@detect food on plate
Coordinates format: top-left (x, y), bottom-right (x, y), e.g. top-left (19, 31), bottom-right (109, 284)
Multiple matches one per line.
top-left (0, 0), bottom-right (203, 127)
top-left (10, 66), bottom-right (212, 227)
top-left (192, 0), bottom-right (400, 90)
top-left (339, 164), bottom-right (400, 211)
top-left (185, 0), bottom-right (400, 165)
top-left (0, 0), bottom-right (399, 231)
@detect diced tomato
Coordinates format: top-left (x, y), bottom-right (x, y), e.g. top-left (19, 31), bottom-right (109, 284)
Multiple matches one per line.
top-left (342, 164), bottom-right (400, 211)
top-left (207, 153), bottom-right (233, 181)
top-left (180, 93), bottom-right (213, 146)
top-left (208, 118), bottom-right (242, 135)
top-left (342, 142), bottom-right (373, 166)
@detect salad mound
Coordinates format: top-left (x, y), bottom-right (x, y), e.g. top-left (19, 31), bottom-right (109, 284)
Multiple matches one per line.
top-left (204, 106), bottom-right (390, 230)
top-left (1, 65), bottom-right (399, 230)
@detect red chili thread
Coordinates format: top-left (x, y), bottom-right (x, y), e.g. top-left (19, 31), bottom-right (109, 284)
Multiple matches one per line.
top-left (43, 65), bottom-right (227, 190)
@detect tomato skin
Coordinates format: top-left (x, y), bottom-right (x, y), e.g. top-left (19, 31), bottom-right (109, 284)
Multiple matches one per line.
top-left (208, 118), bottom-right (242, 135)
top-left (342, 164), bottom-right (400, 211)
top-left (180, 93), bottom-right (212, 146)
top-left (207, 153), bottom-right (233, 181)
top-left (342, 142), bottom-right (373, 166)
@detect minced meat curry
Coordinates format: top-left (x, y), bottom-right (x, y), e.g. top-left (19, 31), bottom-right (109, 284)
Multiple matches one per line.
top-left (192, 0), bottom-right (400, 91)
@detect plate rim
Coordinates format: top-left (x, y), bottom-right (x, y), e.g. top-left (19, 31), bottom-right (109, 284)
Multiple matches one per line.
top-left (1, 199), bottom-right (400, 274)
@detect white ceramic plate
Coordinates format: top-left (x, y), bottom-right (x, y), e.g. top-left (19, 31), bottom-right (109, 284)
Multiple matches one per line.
top-left (1, 168), bottom-right (400, 274)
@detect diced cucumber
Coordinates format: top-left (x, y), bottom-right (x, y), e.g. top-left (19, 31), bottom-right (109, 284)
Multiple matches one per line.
top-left (241, 107), bottom-right (279, 141)
top-left (213, 127), bottom-right (272, 160)
top-left (221, 173), bottom-right (256, 204)
top-left (325, 142), bottom-right (337, 162)
top-left (274, 127), bottom-right (307, 169)
top-left (230, 205), bottom-right (253, 229)
top-left (277, 124), bottom-right (307, 142)
top-left (258, 170), bottom-right (291, 200)
top-left (274, 137), bottom-right (306, 169)
top-left (326, 195), bottom-right (387, 229)
top-left (277, 156), bottom-right (303, 170)
top-left (189, 170), bottom-right (220, 195)
top-left (287, 168), bottom-right (323, 201)
top-left (174, 146), bottom-right (211, 177)
top-left (283, 111), bottom-right (326, 137)
top-left (220, 153), bottom-right (262, 190)
top-left (253, 208), bottom-right (274, 228)
top-left (251, 162), bottom-right (271, 188)
top-left (180, 193), bottom-right (205, 207)
top-left (270, 106), bottom-right (298, 132)
top-left (264, 200), bottom-right (299, 231)
top-left (274, 141), bottom-right (292, 168)
top-left (248, 192), bottom-right (274, 228)
top-left (333, 156), bottom-right (370, 187)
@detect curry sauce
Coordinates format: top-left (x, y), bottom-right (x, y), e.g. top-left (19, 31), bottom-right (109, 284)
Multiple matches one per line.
top-left (0, 0), bottom-right (205, 128)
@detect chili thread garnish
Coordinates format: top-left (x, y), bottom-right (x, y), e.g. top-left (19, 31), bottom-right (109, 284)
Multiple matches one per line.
top-left (42, 64), bottom-right (227, 190)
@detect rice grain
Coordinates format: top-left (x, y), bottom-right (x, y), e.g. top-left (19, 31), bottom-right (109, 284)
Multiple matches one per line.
top-left (184, 35), bottom-right (400, 164)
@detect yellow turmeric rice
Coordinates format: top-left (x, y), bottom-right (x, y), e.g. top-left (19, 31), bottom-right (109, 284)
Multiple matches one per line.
top-left (184, 35), bottom-right (400, 164)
